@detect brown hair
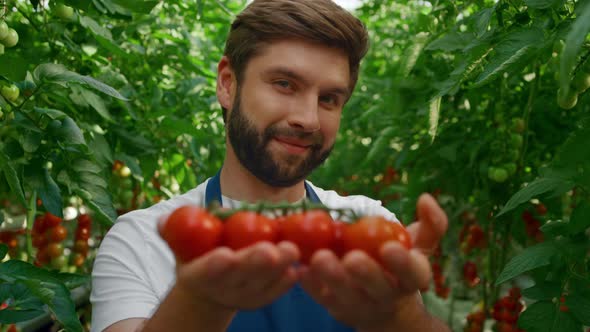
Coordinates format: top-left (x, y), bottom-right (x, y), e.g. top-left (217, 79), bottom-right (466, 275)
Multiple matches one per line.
top-left (224, 0), bottom-right (369, 93)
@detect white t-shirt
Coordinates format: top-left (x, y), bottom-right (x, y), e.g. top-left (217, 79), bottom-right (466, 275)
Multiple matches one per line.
top-left (89, 179), bottom-right (398, 332)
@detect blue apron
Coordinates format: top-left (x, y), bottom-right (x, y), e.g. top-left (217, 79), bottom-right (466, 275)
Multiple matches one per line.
top-left (205, 172), bottom-right (354, 332)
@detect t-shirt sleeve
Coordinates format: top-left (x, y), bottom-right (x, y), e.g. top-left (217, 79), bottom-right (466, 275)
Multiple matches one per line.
top-left (90, 216), bottom-right (162, 332)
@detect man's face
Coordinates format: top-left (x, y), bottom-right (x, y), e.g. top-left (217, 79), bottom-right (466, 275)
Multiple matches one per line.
top-left (225, 39), bottom-right (351, 187)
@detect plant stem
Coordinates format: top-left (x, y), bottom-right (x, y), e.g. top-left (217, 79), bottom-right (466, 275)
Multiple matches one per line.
top-left (26, 191), bottom-right (37, 264)
top-left (519, 64), bottom-right (539, 169)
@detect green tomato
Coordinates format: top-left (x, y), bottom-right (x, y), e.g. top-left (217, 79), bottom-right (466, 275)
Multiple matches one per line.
top-left (573, 74), bottom-right (590, 94)
top-left (50, 255), bottom-right (68, 270)
top-left (504, 162), bottom-right (517, 176)
top-left (492, 168), bottom-right (509, 183)
top-left (0, 28), bottom-right (18, 48)
top-left (511, 118), bottom-right (525, 134)
top-left (1, 84), bottom-right (19, 102)
top-left (0, 43), bottom-right (4, 56)
top-left (487, 167), bottom-right (496, 181)
top-left (0, 21), bottom-right (8, 40)
top-left (557, 88), bottom-right (578, 110)
top-left (510, 134), bottom-right (523, 149)
top-left (54, 4), bottom-right (75, 20)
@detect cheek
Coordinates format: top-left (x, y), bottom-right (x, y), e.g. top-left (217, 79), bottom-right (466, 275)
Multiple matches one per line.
top-left (320, 113), bottom-right (341, 143)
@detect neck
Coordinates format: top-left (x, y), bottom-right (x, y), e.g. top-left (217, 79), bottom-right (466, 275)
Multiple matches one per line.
top-left (219, 146), bottom-right (306, 204)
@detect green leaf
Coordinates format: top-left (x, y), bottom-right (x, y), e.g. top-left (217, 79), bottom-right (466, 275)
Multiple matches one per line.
top-left (425, 32), bottom-right (471, 52)
top-left (472, 28), bottom-right (544, 87)
top-left (365, 127), bottom-right (396, 165)
top-left (524, 0), bottom-right (563, 9)
top-left (496, 242), bottom-right (558, 285)
top-left (522, 281), bottom-right (562, 301)
top-left (518, 300), bottom-right (582, 331)
top-left (0, 151), bottom-right (26, 207)
top-left (33, 63), bottom-right (127, 100)
top-left (0, 308), bottom-right (44, 324)
top-left (399, 32), bottom-right (429, 77)
top-left (20, 279), bottom-right (83, 332)
top-left (110, 0), bottom-right (159, 14)
top-left (71, 159), bottom-right (103, 174)
top-left (74, 188), bottom-right (115, 226)
top-left (80, 88), bottom-right (114, 121)
top-left (79, 16), bottom-right (113, 40)
top-left (567, 293), bottom-right (590, 325)
top-left (435, 44), bottom-right (493, 97)
top-left (79, 172), bottom-right (108, 189)
top-left (59, 117), bottom-right (86, 146)
top-left (559, 1), bottom-right (590, 96)
top-left (0, 244), bottom-right (7, 260)
top-left (160, 117), bottom-right (202, 137)
top-left (497, 177), bottom-right (574, 217)
top-left (53, 272), bottom-right (91, 290)
top-left (470, 8), bottom-right (494, 37)
top-left (568, 202), bottom-right (590, 235)
top-left (88, 133), bottom-right (114, 167)
top-left (27, 168), bottom-right (63, 218)
top-left (33, 107), bottom-right (67, 120)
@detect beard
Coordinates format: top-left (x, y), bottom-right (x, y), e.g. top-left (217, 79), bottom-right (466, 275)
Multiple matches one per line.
top-left (226, 92), bottom-right (333, 187)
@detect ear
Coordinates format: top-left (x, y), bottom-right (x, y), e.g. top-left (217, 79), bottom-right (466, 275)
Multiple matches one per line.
top-left (216, 56), bottom-right (236, 111)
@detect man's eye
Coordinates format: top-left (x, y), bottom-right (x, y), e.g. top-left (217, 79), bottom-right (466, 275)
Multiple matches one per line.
top-left (274, 80), bottom-right (291, 89)
top-left (319, 95), bottom-right (337, 105)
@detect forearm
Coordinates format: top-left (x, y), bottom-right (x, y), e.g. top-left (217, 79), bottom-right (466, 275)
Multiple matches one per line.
top-left (141, 283), bottom-right (236, 332)
top-left (359, 293), bottom-right (450, 332)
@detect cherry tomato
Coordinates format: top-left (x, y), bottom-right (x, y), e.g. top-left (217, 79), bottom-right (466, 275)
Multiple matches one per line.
top-left (78, 214), bottom-right (92, 228)
top-left (50, 255), bottom-right (68, 270)
top-left (341, 216), bottom-right (411, 264)
top-left (73, 239), bottom-right (89, 256)
top-left (44, 212), bottom-right (62, 228)
top-left (75, 227), bottom-right (90, 241)
top-left (36, 247), bottom-right (50, 265)
top-left (46, 225), bottom-right (68, 242)
top-left (222, 211), bottom-right (278, 250)
top-left (46, 242), bottom-right (64, 259)
top-left (32, 232), bottom-right (47, 248)
top-left (33, 216), bottom-right (47, 234)
top-left (161, 206), bottom-right (223, 262)
top-left (280, 209), bottom-right (334, 264)
top-left (71, 253), bottom-right (86, 267)
top-left (332, 220), bottom-right (347, 258)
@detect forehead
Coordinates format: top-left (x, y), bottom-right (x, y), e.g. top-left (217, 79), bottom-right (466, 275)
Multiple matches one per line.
top-left (244, 39), bottom-right (351, 88)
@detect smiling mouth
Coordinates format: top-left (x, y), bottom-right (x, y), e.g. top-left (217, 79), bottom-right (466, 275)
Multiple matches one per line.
top-left (273, 137), bottom-right (311, 155)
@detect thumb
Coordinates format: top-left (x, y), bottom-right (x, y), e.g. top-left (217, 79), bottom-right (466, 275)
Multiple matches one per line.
top-left (406, 194), bottom-right (448, 255)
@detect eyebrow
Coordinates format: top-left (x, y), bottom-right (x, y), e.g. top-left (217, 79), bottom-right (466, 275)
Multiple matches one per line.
top-left (264, 67), bottom-right (350, 98)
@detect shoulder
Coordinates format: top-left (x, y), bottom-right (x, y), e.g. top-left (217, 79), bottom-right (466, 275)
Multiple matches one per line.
top-left (307, 181), bottom-right (399, 223)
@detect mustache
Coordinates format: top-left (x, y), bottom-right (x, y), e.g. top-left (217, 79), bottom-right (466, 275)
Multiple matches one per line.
top-left (264, 126), bottom-right (324, 147)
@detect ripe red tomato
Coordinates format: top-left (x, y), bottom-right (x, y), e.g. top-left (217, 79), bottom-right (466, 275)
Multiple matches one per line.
top-left (44, 212), bottom-right (62, 228)
top-left (78, 214), bottom-right (92, 228)
top-left (75, 227), bottom-right (90, 241)
top-left (280, 209), bottom-right (335, 264)
top-left (341, 216), bottom-right (411, 264)
top-left (332, 220), bottom-right (346, 258)
top-left (222, 211), bottom-right (278, 250)
top-left (161, 206), bottom-right (223, 262)
top-left (46, 225), bottom-right (68, 242)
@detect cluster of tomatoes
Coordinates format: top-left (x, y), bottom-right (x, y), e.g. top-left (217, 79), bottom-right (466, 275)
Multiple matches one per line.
top-left (462, 261), bottom-right (480, 288)
top-left (492, 287), bottom-right (525, 332)
top-left (32, 212), bottom-right (68, 268)
top-left (521, 203), bottom-right (546, 242)
top-left (430, 247), bottom-right (450, 299)
top-left (487, 117), bottom-right (525, 184)
top-left (0, 20), bottom-right (19, 55)
top-left (464, 310), bottom-right (485, 332)
top-left (0, 229), bottom-right (25, 257)
top-left (161, 205), bottom-right (412, 264)
top-left (71, 214), bottom-right (92, 267)
top-left (460, 223), bottom-right (486, 254)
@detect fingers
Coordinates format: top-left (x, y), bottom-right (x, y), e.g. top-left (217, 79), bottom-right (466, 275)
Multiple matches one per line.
top-left (408, 193), bottom-right (448, 254)
top-left (381, 242), bottom-right (431, 294)
top-left (342, 250), bottom-right (395, 306)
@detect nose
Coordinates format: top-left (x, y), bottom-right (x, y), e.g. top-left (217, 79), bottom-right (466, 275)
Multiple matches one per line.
top-left (286, 95), bottom-right (321, 132)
